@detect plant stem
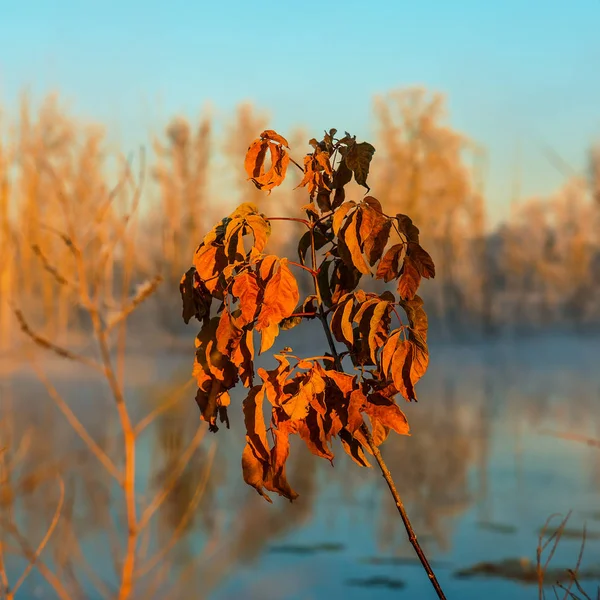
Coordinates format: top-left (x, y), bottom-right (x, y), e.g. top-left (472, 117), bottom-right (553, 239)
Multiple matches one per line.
top-left (359, 423), bottom-right (447, 599)
top-left (307, 210), bottom-right (447, 600)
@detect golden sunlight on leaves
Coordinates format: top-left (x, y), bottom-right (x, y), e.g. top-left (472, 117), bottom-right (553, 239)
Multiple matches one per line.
top-left (244, 130), bottom-right (290, 194)
top-left (182, 128), bottom-right (435, 511)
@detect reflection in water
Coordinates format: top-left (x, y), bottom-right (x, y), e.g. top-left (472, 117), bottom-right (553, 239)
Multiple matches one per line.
top-left (2, 336), bottom-right (600, 598)
top-left (373, 375), bottom-right (479, 554)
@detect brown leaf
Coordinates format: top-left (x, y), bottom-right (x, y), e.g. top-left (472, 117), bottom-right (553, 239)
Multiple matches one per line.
top-left (397, 256), bottom-right (421, 300)
top-left (330, 261), bottom-right (362, 304)
top-left (231, 329), bottom-right (255, 387)
top-left (295, 154), bottom-right (330, 198)
top-left (258, 354), bottom-right (292, 405)
top-left (345, 142), bottom-right (375, 191)
top-left (369, 417), bottom-right (391, 447)
top-left (375, 244), bottom-right (404, 282)
top-left (322, 369), bottom-right (356, 396)
top-left (297, 413), bottom-right (334, 461)
top-left (316, 189), bottom-right (332, 212)
top-left (339, 428), bottom-right (371, 467)
top-left (409, 243), bottom-right (435, 279)
top-left (330, 293), bottom-right (353, 344)
top-left (381, 329), bottom-right (401, 378)
top-left (400, 295), bottom-right (428, 347)
top-left (242, 385), bottom-right (271, 463)
top-left (363, 196), bottom-right (383, 213)
top-left (332, 187), bottom-right (346, 209)
top-left (258, 255), bottom-right (279, 281)
top-left (297, 229), bottom-right (329, 265)
top-left (390, 340), bottom-right (429, 401)
top-left (314, 149), bottom-right (333, 176)
top-left (180, 267), bottom-right (211, 324)
top-left (282, 369), bottom-right (325, 421)
top-left (279, 315), bottom-right (302, 331)
top-left (362, 213), bottom-right (391, 266)
top-left (367, 301), bottom-right (391, 363)
top-left (396, 214), bottom-right (420, 243)
top-left (332, 158), bottom-right (353, 189)
top-left (341, 211), bottom-right (370, 275)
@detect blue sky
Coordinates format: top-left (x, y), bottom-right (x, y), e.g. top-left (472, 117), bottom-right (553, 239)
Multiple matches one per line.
top-left (1, 0), bottom-right (599, 225)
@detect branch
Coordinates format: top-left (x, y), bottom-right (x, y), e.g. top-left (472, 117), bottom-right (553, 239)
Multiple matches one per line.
top-left (10, 477), bottom-right (65, 597)
top-left (540, 430), bottom-right (600, 449)
top-left (32, 364), bottom-right (122, 482)
top-left (14, 309), bottom-right (101, 372)
top-left (137, 425), bottom-right (207, 530)
top-left (266, 216), bottom-right (310, 227)
top-left (306, 209), bottom-right (447, 600)
top-left (135, 442), bottom-right (216, 578)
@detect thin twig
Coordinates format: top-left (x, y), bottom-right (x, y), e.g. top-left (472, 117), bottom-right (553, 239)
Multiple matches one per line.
top-left (137, 425), bottom-right (206, 530)
top-left (540, 430), bottom-right (600, 449)
top-left (134, 378), bottom-right (195, 437)
top-left (10, 477), bottom-right (65, 597)
top-left (135, 441), bottom-right (216, 578)
top-left (32, 364), bottom-right (122, 482)
top-left (14, 308), bottom-right (101, 372)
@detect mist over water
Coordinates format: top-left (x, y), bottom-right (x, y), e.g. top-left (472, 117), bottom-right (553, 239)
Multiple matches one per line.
top-left (3, 329), bottom-right (599, 599)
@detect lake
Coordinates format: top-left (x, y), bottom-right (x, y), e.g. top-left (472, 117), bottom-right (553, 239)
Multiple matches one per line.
top-left (2, 331), bottom-right (600, 599)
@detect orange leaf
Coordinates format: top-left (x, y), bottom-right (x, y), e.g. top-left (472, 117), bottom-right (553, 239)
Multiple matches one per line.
top-left (347, 389), bottom-right (366, 433)
top-left (232, 272), bottom-right (260, 325)
top-left (375, 244), bottom-right (403, 282)
top-left (245, 139), bottom-right (290, 194)
top-left (260, 129), bottom-right (289, 147)
top-left (246, 214), bottom-right (271, 254)
top-left (216, 309), bottom-right (243, 356)
top-left (330, 293), bottom-right (352, 344)
top-left (332, 202), bottom-right (356, 236)
top-left (244, 139), bottom-right (268, 180)
top-left (365, 393), bottom-right (410, 436)
top-left (360, 205), bottom-right (391, 266)
top-left (342, 211), bottom-right (370, 275)
top-left (367, 301), bottom-right (391, 363)
top-left (194, 243), bottom-right (228, 292)
top-left (242, 443), bottom-right (272, 503)
top-left (390, 339), bottom-right (429, 401)
top-left (269, 422), bottom-right (298, 500)
top-left (242, 385), bottom-right (271, 462)
top-left (259, 321), bottom-right (279, 355)
top-left (397, 256), bottom-right (421, 300)
top-left (400, 295), bottom-right (428, 346)
top-left (339, 429), bottom-right (371, 467)
top-left (282, 369), bottom-right (325, 421)
top-left (297, 414), bottom-right (334, 461)
top-left (381, 329), bottom-right (401, 378)
top-left (256, 258), bottom-right (299, 336)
